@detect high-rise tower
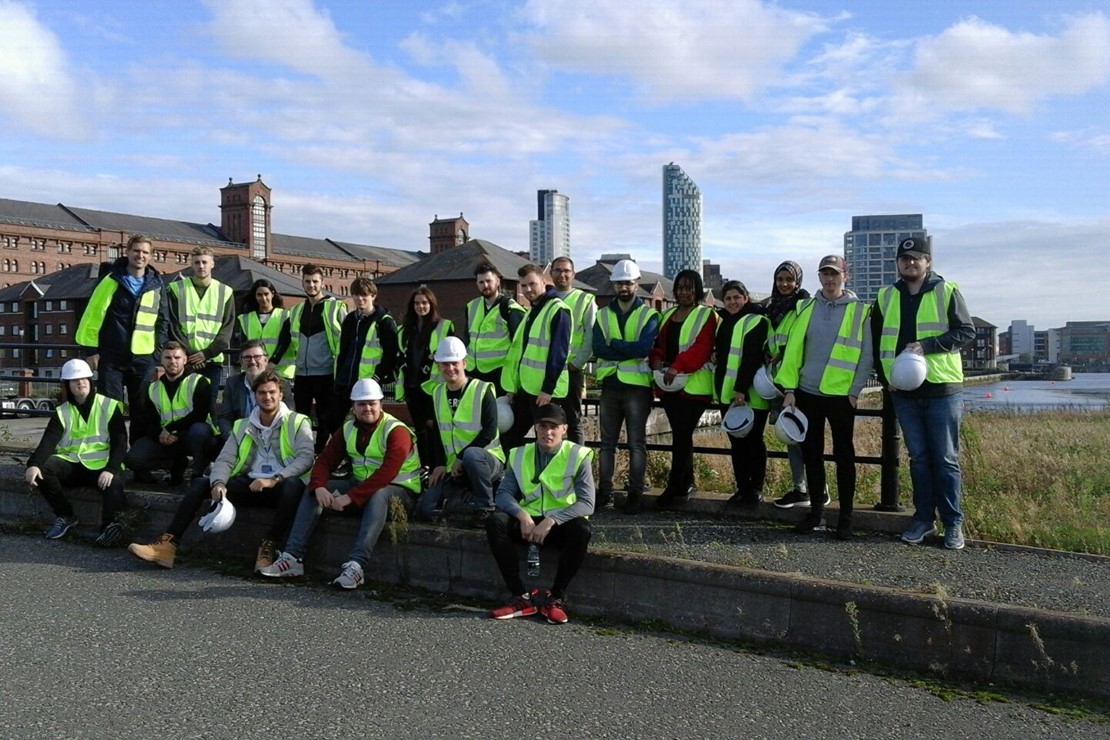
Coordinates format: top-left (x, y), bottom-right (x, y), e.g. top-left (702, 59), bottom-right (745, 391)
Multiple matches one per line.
top-left (662, 163), bottom-right (702, 279)
top-left (843, 214), bottom-right (928, 303)
top-left (528, 189), bottom-right (570, 264)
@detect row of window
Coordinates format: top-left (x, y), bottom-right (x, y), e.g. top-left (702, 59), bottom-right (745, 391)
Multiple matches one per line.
top-left (2, 237), bottom-right (86, 253)
top-left (0, 323), bottom-right (68, 336)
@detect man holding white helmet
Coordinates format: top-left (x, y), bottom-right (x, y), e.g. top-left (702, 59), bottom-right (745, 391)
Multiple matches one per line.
top-left (592, 259), bottom-right (659, 513)
top-left (871, 237), bottom-right (975, 549)
top-left (25, 359), bottom-right (128, 545)
top-left (415, 337), bottom-right (505, 525)
top-left (260, 378), bottom-right (420, 589)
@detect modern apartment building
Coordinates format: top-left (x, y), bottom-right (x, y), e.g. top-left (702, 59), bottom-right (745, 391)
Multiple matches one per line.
top-left (662, 163), bottom-right (702, 279)
top-left (528, 189), bottom-right (570, 265)
top-left (843, 214), bottom-right (928, 303)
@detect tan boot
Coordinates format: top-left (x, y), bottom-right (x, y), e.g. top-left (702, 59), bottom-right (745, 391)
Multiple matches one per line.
top-left (255, 539), bottom-right (276, 573)
top-left (128, 534), bottom-right (177, 568)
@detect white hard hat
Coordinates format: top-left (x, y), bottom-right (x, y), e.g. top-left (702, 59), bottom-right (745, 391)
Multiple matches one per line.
top-left (350, 378), bottom-right (384, 401)
top-left (653, 368), bottom-right (688, 393)
top-left (61, 359), bottom-right (94, 381)
top-left (434, 336), bottom-right (468, 363)
top-left (610, 259), bottom-right (641, 283)
top-left (495, 396), bottom-right (514, 434)
top-left (890, 350), bottom-right (928, 391)
top-left (753, 366), bottom-right (782, 400)
top-left (198, 497), bottom-right (237, 534)
top-left (721, 405), bottom-right (755, 438)
top-left (774, 407), bottom-right (809, 445)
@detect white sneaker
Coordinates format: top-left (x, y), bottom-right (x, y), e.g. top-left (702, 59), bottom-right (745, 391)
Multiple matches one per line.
top-left (332, 561), bottom-right (364, 590)
top-left (258, 551), bottom-right (304, 578)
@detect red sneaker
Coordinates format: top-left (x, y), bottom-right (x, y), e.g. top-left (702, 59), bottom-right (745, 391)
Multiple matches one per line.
top-left (490, 593), bottom-right (538, 620)
top-left (540, 592), bottom-right (569, 624)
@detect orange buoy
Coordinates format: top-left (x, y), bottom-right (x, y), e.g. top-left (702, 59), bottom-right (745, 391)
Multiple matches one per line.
top-left (1002, 386), bottom-right (1009, 391)
top-left (984, 392), bottom-right (993, 398)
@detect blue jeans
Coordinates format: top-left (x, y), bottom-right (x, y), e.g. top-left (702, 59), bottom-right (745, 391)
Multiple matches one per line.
top-left (283, 480), bottom-right (411, 568)
top-left (597, 384), bottom-right (652, 496)
top-left (891, 393), bottom-right (964, 527)
top-left (416, 446), bottom-right (504, 520)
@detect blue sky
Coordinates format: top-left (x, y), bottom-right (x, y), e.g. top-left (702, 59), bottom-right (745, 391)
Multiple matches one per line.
top-left (1, 0), bottom-right (1108, 330)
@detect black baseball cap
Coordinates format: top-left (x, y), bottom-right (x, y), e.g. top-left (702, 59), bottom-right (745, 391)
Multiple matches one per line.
top-left (897, 236), bottom-right (931, 258)
top-left (533, 404), bottom-right (567, 425)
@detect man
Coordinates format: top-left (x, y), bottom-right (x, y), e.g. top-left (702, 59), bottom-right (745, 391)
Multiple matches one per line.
top-left (259, 378), bottom-right (420, 589)
top-left (461, 262), bottom-right (525, 396)
top-left (271, 264), bottom-right (347, 451)
top-left (215, 339), bottom-right (276, 443)
top-left (777, 255), bottom-right (872, 539)
top-left (501, 263), bottom-right (572, 449)
top-left (550, 256), bottom-right (597, 444)
top-left (872, 236), bottom-right (976, 550)
top-left (486, 404), bottom-right (594, 625)
top-left (591, 259), bottom-right (659, 514)
top-left (128, 370), bottom-right (315, 570)
top-left (124, 342), bottom-right (217, 486)
top-left (415, 337), bottom-right (504, 525)
top-left (25, 359), bottom-right (128, 546)
top-left (166, 246), bottom-right (235, 414)
top-left (75, 234), bottom-right (165, 443)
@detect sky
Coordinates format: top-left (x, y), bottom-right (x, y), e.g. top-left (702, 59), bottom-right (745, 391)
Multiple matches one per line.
top-left (1, 0), bottom-right (1108, 330)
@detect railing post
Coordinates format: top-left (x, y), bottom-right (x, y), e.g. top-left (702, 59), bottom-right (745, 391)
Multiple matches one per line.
top-left (876, 388), bottom-right (903, 511)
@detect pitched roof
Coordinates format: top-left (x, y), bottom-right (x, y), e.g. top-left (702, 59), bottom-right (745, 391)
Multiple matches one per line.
top-left (162, 255), bottom-right (308, 296)
top-left (576, 261), bottom-right (673, 300)
top-left (1, 264), bottom-right (103, 301)
top-left (376, 239), bottom-right (531, 284)
top-left (63, 205), bottom-right (228, 247)
top-left (0, 199), bottom-right (95, 234)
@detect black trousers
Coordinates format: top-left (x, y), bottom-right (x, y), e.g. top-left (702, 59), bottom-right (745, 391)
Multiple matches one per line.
top-left (659, 392), bottom-right (710, 496)
top-left (795, 390), bottom-right (857, 517)
top-left (403, 385), bottom-right (436, 465)
top-left (37, 457), bottom-right (126, 527)
top-left (486, 512), bottom-right (591, 599)
top-left (564, 368), bottom-right (585, 445)
top-left (720, 405), bottom-right (769, 495)
top-left (293, 374), bottom-right (333, 452)
top-left (166, 474), bottom-right (305, 541)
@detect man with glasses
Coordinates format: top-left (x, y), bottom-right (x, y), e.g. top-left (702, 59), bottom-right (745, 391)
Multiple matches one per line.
top-left (216, 340), bottom-right (283, 445)
top-left (549, 257), bottom-right (596, 444)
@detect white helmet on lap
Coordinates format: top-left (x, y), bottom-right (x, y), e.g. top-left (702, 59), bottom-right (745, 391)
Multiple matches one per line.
top-left (610, 259), bottom-right (641, 282)
top-left (198, 497), bottom-right (237, 534)
top-left (774, 407), bottom-right (808, 445)
top-left (496, 396), bottom-right (514, 433)
top-left (890, 350), bottom-right (928, 391)
top-left (753, 366), bottom-right (782, 400)
top-left (721, 404), bottom-right (755, 438)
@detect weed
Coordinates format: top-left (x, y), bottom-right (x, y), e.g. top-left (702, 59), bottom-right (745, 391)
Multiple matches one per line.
top-left (845, 601), bottom-right (863, 656)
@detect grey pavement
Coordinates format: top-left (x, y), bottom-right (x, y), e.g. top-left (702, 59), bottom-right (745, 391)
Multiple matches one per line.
top-left (1, 532), bottom-right (1106, 740)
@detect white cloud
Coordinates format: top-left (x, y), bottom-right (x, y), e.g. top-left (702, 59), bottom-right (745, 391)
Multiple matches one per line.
top-left (1051, 128), bottom-right (1110, 157)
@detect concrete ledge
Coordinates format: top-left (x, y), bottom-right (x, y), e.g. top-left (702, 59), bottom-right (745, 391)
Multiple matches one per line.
top-left (3, 469), bottom-right (1107, 700)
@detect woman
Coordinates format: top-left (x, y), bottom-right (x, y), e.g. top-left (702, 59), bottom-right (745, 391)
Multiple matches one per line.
top-left (648, 269), bottom-right (717, 509)
top-left (761, 261), bottom-right (821, 510)
top-left (238, 279), bottom-right (292, 379)
top-left (397, 285), bottom-right (454, 464)
top-left (713, 281), bottom-right (770, 509)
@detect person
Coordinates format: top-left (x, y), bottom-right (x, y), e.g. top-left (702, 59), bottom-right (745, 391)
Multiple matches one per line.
top-left (215, 339), bottom-right (281, 443)
top-left (166, 245), bottom-right (235, 414)
top-left (486, 404), bottom-right (594, 625)
top-left (872, 236), bottom-right (976, 550)
top-left (123, 342), bottom-right (217, 486)
top-left (327, 277), bottom-right (399, 446)
top-left (776, 255), bottom-right (873, 539)
top-left (461, 262), bottom-right (525, 396)
top-left (270, 264), bottom-right (347, 451)
top-left (592, 259), bottom-right (659, 514)
top-left (502, 263), bottom-right (572, 450)
top-left (713, 280), bottom-right (771, 509)
top-left (761, 261), bottom-right (820, 510)
top-left (237, 278), bottom-right (292, 380)
top-left (127, 370), bottom-right (315, 571)
top-left (259, 378), bottom-right (421, 590)
top-left (415, 337), bottom-right (504, 525)
top-left (396, 285), bottom-right (454, 464)
top-left (648, 269), bottom-right (717, 509)
top-left (75, 234), bottom-right (166, 444)
top-left (25, 359), bottom-right (128, 546)
top-left (549, 256), bottom-right (597, 444)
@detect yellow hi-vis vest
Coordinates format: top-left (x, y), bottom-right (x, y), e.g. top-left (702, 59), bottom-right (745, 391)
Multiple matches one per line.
top-left (285, 298), bottom-right (345, 368)
top-left (55, 394), bottom-right (120, 470)
top-left (148, 374), bottom-right (211, 429)
top-left (226, 411), bottom-right (313, 481)
top-left (396, 319), bottom-right (454, 402)
top-left (715, 313), bottom-right (771, 410)
top-left (168, 278), bottom-right (234, 363)
top-left (877, 282), bottom-right (963, 385)
top-left (561, 288), bottom-right (597, 366)
top-left (595, 302), bottom-right (657, 387)
top-left (503, 297), bottom-right (570, 396)
top-left (432, 378), bottom-right (505, 468)
top-left (508, 440), bottom-right (593, 518)
top-left (465, 296), bottom-right (525, 373)
top-left (659, 305), bottom-right (715, 396)
top-left (76, 278), bottom-right (160, 355)
top-left (238, 309), bottom-right (294, 379)
top-left (769, 306), bottom-right (801, 360)
top-left (776, 298), bottom-right (870, 396)
top-left (343, 414), bottom-right (422, 493)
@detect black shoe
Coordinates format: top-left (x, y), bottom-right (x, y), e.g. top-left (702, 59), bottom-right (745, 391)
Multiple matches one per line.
top-left (95, 522), bottom-right (124, 548)
top-left (726, 491), bottom-right (763, 509)
top-left (835, 515), bottom-right (853, 540)
top-left (773, 489), bottom-right (810, 509)
top-left (793, 512), bottom-right (825, 534)
top-left (621, 492), bottom-right (642, 515)
top-left (656, 493), bottom-right (688, 511)
top-left (596, 490), bottom-right (613, 510)
top-left (133, 471), bottom-right (157, 485)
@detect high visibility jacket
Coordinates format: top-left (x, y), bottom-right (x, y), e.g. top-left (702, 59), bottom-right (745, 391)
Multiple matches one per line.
top-left (465, 296), bottom-right (525, 373)
top-left (769, 307), bottom-right (801, 360)
top-left (595, 302), bottom-right (657, 387)
top-left (238, 309), bottom-right (294, 379)
top-left (659, 305), bottom-right (715, 396)
top-left (503, 297), bottom-right (570, 396)
top-left (286, 298), bottom-right (345, 369)
top-left (226, 411), bottom-right (313, 481)
top-left (168, 279), bottom-right (234, 362)
top-left (343, 414), bottom-right (421, 493)
top-left (714, 313), bottom-right (771, 410)
top-left (561, 288), bottom-right (596, 367)
top-left (76, 278), bottom-right (161, 355)
top-left (507, 440), bottom-right (593, 518)
top-left (776, 299), bottom-right (870, 396)
top-left (395, 319), bottom-right (454, 402)
top-left (876, 282), bottom-right (963, 385)
top-left (149, 374), bottom-right (210, 429)
top-left (432, 378), bottom-right (504, 468)
top-left (55, 395), bottom-right (120, 471)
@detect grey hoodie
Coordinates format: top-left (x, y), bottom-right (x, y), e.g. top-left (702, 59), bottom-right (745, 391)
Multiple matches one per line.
top-left (798, 289), bottom-right (873, 398)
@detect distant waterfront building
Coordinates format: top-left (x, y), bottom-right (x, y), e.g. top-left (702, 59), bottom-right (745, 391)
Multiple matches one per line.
top-left (1009, 320), bottom-right (1035, 359)
top-left (662, 163), bottom-right (702, 279)
top-left (843, 214), bottom-right (928, 304)
top-left (528, 189), bottom-right (570, 265)
top-left (1059, 321), bottom-right (1110, 366)
top-left (702, 259), bottom-right (723, 293)
top-left (962, 317), bottom-right (998, 370)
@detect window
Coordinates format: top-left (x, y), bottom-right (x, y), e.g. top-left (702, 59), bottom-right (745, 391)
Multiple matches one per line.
top-left (45, 301), bottom-right (53, 311)
top-left (3, 236), bottom-right (17, 249)
top-left (251, 195), bottom-right (267, 259)
top-left (31, 239), bottom-right (45, 251)
top-left (46, 324), bottom-right (53, 335)
top-left (58, 242), bottom-right (72, 253)
top-left (45, 349), bottom-right (53, 358)
top-left (59, 323), bottom-right (67, 335)
top-left (43, 370), bottom-right (53, 378)
top-left (84, 244), bottom-right (98, 256)
top-left (0, 326), bottom-right (5, 335)
top-left (154, 251), bottom-right (166, 262)
top-left (59, 300), bottom-right (67, 310)
top-left (176, 253), bottom-right (188, 264)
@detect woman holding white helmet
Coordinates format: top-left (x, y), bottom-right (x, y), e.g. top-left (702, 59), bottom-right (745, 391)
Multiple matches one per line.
top-left (25, 358), bottom-right (129, 546)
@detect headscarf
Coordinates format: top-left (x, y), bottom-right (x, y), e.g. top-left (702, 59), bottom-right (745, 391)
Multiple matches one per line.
top-left (763, 260), bottom-right (809, 326)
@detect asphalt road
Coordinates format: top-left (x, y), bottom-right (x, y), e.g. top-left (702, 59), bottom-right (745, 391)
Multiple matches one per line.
top-left (1, 533), bottom-right (1105, 739)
